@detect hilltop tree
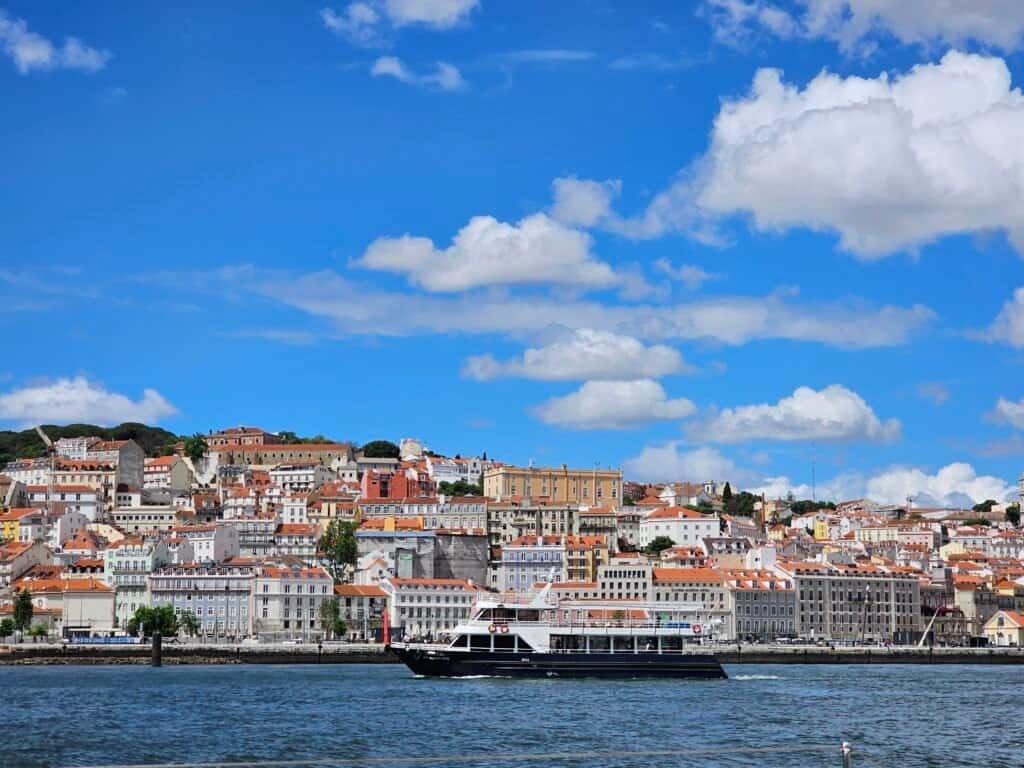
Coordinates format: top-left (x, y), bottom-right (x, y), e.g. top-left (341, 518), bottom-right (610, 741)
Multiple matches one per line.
top-left (725, 491), bottom-right (758, 518)
top-left (360, 440), bottom-right (400, 459)
top-left (972, 499), bottom-right (997, 514)
top-left (12, 589), bottom-right (33, 632)
top-left (1006, 503), bottom-right (1021, 527)
top-left (644, 536), bottom-right (676, 556)
top-left (722, 482), bottom-right (733, 502)
top-left (438, 480), bottom-right (483, 497)
top-left (320, 520), bottom-right (358, 582)
top-left (183, 433), bottom-right (208, 463)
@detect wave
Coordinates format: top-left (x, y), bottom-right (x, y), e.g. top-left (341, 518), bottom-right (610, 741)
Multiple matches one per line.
top-left (731, 674), bottom-right (783, 681)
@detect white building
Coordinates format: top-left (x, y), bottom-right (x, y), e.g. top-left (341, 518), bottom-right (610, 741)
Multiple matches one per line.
top-left (143, 455), bottom-right (193, 491)
top-left (149, 561), bottom-right (257, 638)
top-left (380, 577), bottom-right (479, 639)
top-left (254, 565), bottom-right (333, 637)
top-left (423, 496), bottom-right (487, 531)
top-left (103, 538), bottom-right (172, 629)
top-left (496, 535), bottom-right (566, 592)
top-left (274, 523), bottom-right (319, 562)
top-left (639, 507), bottom-right (720, 549)
top-left (269, 463), bottom-right (336, 492)
top-left (168, 523), bottom-right (240, 563)
top-left (27, 485), bottom-right (103, 522)
top-left (281, 493), bottom-right (310, 525)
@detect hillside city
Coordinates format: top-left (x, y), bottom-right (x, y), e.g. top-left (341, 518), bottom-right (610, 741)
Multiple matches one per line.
top-left (2, 425), bottom-right (1023, 649)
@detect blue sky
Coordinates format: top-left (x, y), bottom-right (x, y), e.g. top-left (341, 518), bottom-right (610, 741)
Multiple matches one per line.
top-left (3, 0), bottom-right (1024, 506)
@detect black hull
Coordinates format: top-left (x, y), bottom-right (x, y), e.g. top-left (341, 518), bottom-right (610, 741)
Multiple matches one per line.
top-left (392, 646), bottom-right (728, 679)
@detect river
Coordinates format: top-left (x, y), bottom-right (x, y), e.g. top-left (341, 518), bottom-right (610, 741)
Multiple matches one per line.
top-left (3, 663), bottom-right (1019, 767)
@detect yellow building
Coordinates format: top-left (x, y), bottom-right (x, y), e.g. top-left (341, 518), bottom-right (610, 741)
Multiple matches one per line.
top-left (483, 464), bottom-right (622, 506)
top-left (0, 508), bottom-right (36, 542)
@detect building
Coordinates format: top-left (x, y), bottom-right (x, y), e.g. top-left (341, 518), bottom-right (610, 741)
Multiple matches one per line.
top-left (356, 524), bottom-right (488, 584)
top-left (269, 463), bottom-right (336, 492)
top-left (109, 505), bottom-right (179, 535)
top-left (12, 576), bottom-right (115, 638)
top-left (361, 468), bottom-right (435, 500)
top-left (253, 565), bottom-right (333, 637)
top-left (86, 440), bottom-right (145, 493)
top-left (658, 482), bottom-right (713, 507)
top-left (274, 523), bottom-right (319, 562)
top-left (983, 610), bottom-right (1024, 647)
top-left (380, 577), bottom-right (479, 639)
top-left (228, 515), bottom-right (279, 557)
top-left (143, 455), bottom-right (193, 491)
top-left (483, 464), bottom-right (622, 506)
top-left (639, 507), bottom-right (720, 549)
top-left (207, 426), bottom-right (283, 448)
top-left (26, 485), bottom-right (103, 522)
top-left (168, 523), bottom-right (239, 563)
top-left (333, 584), bottom-right (388, 641)
top-left (103, 538), bottom-right (172, 629)
top-left (496, 535), bottom-right (567, 592)
top-left (423, 496), bottom-right (487, 531)
top-left (722, 569), bottom-right (796, 641)
top-left (149, 561), bottom-right (258, 638)
top-left (774, 561), bottom-right (922, 643)
top-left (213, 442), bottom-right (355, 471)
top-left (0, 540), bottom-right (51, 588)
top-left (651, 568), bottom-right (730, 639)
top-left (486, 500), bottom-right (577, 547)
top-left (597, 560), bottom-right (653, 601)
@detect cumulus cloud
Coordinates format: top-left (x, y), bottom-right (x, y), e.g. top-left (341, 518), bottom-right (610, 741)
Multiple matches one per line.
top-left (0, 11), bottom-right (110, 74)
top-left (704, 0), bottom-right (1024, 53)
top-left (992, 397), bottom-right (1024, 430)
top-left (695, 385), bottom-right (900, 443)
top-left (0, 377), bottom-right (178, 427)
top-left (532, 380), bottom-right (696, 430)
top-left (623, 443), bottom-right (747, 483)
top-left (549, 177), bottom-right (621, 228)
top-left (654, 259), bottom-right (722, 290)
top-left (986, 287), bottom-right (1024, 347)
top-left (358, 213), bottom-right (615, 291)
top-left (321, 0), bottom-right (477, 45)
top-left (370, 56), bottom-right (465, 90)
top-left (462, 328), bottom-right (690, 381)
top-left (585, 52), bottom-right (1024, 259)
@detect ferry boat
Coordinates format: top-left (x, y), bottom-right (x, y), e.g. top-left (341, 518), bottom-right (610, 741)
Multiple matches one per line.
top-left (390, 584), bottom-right (727, 679)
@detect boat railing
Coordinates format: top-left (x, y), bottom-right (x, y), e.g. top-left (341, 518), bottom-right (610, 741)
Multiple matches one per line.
top-left (464, 617), bottom-right (712, 632)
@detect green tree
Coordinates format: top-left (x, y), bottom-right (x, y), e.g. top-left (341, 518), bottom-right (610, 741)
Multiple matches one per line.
top-left (320, 520), bottom-right (358, 582)
top-left (726, 491), bottom-right (759, 518)
top-left (972, 499), bottom-right (997, 514)
top-left (319, 597), bottom-right (347, 639)
top-left (127, 605), bottom-right (179, 637)
top-left (437, 480), bottom-right (484, 497)
top-left (28, 624), bottom-right (48, 638)
top-left (12, 589), bottom-right (33, 632)
top-left (644, 536), bottom-right (676, 556)
top-left (722, 482), bottom-right (733, 502)
top-left (1006, 503), bottom-right (1021, 527)
top-left (360, 440), bottom-right (400, 459)
top-left (179, 610), bottom-right (201, 636)
top-left (183, 433), bottom-right (208, 463)
top-left (0, 618), bottom-right (14, 637)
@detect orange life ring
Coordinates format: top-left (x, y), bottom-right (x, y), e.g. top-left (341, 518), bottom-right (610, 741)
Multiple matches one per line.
top-left (692, 623), bottom-right (703, 635)
top-left (487, 624), bottom-right (497, 634)
top-left (500, 624), bottom-right (510, 634)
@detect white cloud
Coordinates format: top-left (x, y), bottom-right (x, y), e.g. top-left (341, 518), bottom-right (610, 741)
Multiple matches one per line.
top-left (696, 384), bottom-right (900, 443)
top-left (358, 213), bottom-right (615, 291)
top-left (654, 259), bottom-right (722, 290)
top-left (0, 377), bottom-right (178, 427)
top-left (623, 442), bottom-right (745, 482)
top-left (705, 0), bottom-right (1024, 53)
top-left (384, 0), bottom-right (478, 28)
top-left (462, 328), bottom-right (690, 381)
top-left (370, 56), bottom-right (465, 90)
top-left (866, 463), bottom-right (1015, 507)
top-left (594, 52), bottom-right (1024, 259)
top-left (993, 397), bottom-right (1024, 430)
top-left (549, 177), bottom-right (621, 228)
top-left (532, 379), bottom-right (696, 430)
top-left (0, 11), bottom-right (110, 74)
top-left (986, 287), bottom-right (1024, 347)
top-left (500, 49), bottom-right (596, 64)
top-left (320, 4), bottom-right (384, 47)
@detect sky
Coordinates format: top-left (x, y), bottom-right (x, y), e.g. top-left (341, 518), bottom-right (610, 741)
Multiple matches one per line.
top-left (4, 0), bottom-right (1024, 507)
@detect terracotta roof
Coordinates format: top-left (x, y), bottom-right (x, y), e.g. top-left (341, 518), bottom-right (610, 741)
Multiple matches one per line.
top-left (644, 506), bottom-right (706, 520)
top-left (334, 584), bottom-right (387, 597)
top-left (652, 567), bottom-right (724, 584)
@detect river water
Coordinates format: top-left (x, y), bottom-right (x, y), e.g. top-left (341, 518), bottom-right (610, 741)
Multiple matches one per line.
top-left (3, 663), bottom-right (1019, 768)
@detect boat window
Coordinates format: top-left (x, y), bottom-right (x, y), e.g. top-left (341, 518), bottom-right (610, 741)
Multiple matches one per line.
top-left (493, 634), bottom-right (515, 650)
top-left (475, 608), bottom-right (493, 621)
top-left (449, 635), bottom-right (470, 649)
top-left (470, 634), bottom-right (491, 650)
top-left (516, 637), bottom-right (535, 653)
top-left (517, 609), bottom-right (540, 622)
top-left (661, 636), bottom-right (683, 652)
top-left (589, 635), bottom-right (610, 653)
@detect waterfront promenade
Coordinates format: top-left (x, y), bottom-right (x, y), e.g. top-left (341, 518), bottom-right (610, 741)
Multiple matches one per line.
top-left (4, 640), bottom-right (1024, 665)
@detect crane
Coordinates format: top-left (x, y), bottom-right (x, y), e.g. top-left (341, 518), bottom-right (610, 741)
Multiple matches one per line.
top-left (34, 426), bottom-right (56, 518)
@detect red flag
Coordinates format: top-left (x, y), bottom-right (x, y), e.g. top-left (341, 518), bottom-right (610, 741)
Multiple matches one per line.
top-left (382, 616), bottom-right (390, 647)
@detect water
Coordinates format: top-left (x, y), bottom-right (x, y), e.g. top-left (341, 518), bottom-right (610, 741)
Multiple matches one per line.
top-left (3, 663), bottom-right (1019, 768)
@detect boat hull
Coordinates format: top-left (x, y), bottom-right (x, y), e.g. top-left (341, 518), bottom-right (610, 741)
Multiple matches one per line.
top-left (392, 646), bottom-right (728, 679)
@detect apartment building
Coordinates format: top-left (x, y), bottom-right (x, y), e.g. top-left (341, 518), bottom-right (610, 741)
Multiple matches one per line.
top-left (103, 538), bottom-right (172, 628)
top-left (253, 565), bottom-right (333, 637)
top-left (380, 577), bottom-right (479, 639)
top-left (149, 561), bottom-right (258, 638)
top-left (483, 464), bottom-right (622, 506)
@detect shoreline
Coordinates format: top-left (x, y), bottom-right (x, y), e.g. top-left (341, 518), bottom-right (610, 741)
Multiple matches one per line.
top-left (3, 643), bottom-right (1024, 666)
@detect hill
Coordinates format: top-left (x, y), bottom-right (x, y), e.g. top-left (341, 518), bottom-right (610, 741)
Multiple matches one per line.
top-left (0, 423), bottom-right (181, 466)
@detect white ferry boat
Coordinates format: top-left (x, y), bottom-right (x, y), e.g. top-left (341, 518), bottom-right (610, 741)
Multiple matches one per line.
top-left (390, 584), bottom-right (727, 679)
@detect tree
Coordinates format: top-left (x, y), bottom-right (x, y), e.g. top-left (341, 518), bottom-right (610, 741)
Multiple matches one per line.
top-left (0, 618), bottom-right (13, 638)
top-left (725, 491), bottom-right (758, 519)
top-left (360, 440), bottom-right (400, 459)
top-left (972, 499), bottom-right (997, 515)
top-left (179, 610), bottom-right (200, 637)
top-left (183, 433), bottom-right (208, 463)
top-left (438, 480), bottom-right (483, 497)
top-left (320, 520), bottom-right (358, 582)
top-left (1007, 503), bottom-right (1021, 527)
top-left (127, 605), bottom-right (179, 637)
top-left (722, 482), bottom-right (733, 502)
top-left (644, 536), bottom-right (676, 556)
top-left (28, 624), bottom-right (48, 638)
top-left (319, 598), bottom-right (347, 639)
top-left (12, 589), bottom-right (33, 632)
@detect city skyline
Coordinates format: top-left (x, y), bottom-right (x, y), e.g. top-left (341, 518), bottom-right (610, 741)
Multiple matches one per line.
top-left (4, 1), bottom-right (1024, 507)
